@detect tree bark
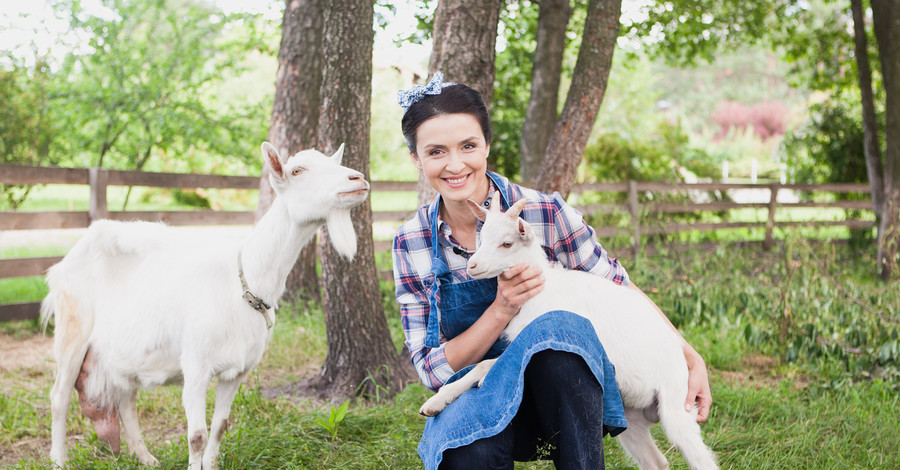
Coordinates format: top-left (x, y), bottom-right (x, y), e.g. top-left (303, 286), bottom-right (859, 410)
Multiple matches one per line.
top-left (533, 0), bottom-right (622, 198)
top-left (851, 0), bottom-right (886, 226)
top-left (417, 0), bottom-right (504, 207)
top-left (871, 0), bottom-right (900, 280)
top-left (312, 0), bottom-right (415, 398)
top-left (257, 0), bottom-right (325, 302)
top-left (520, 0), bottom-right (571, 185)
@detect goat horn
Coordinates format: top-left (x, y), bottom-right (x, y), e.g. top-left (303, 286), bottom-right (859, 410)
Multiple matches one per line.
top-left (507, 198), bottom-right (527, 219)
top-left (490, 191), bottom-right (502, 212)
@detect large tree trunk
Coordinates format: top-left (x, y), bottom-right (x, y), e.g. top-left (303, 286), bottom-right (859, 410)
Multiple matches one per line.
top-left (871, 0), bottom-right (900, 280)
top-left (533, 0), bottom-right (622, 198)
top-left (312, 0), bottom-right (415, 398)
top-left (416, 0), bottom-right (504, 207)
top-left (851, 0), bottom-right (885, 231)
top-left (257, 0), bottom-right (324, 303)
top-left (520, 0), bottom-right (571, 185)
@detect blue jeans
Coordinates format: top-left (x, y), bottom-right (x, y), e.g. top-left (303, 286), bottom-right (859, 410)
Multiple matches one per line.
top-left (439, 350), bottom-right (607, 470)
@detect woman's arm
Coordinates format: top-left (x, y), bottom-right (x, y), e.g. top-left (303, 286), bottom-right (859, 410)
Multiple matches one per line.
top-left (628, 282), bottom-right (712, 422)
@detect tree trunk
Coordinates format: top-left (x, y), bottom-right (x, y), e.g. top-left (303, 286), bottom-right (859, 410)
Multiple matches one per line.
top-left (520, 0), bottom-right (571, 185)
top-left (313, 0), bottom-right (415, 398)
top-left (851, 0), bottom-right (886, 227)
top-left (871, 0), bottom-right (900, 280)
top-left (417, 0), bottom-right (504, 207)
top-left (257, 0), bottom-right (325, 302)
top-left (533, 0), bottom-right (622, 198)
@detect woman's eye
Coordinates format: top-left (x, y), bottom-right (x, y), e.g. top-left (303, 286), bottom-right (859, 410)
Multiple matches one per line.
top-left (292, 167), bottom-right (304, 175)
top-left (500, 242), bottom-right (513, 248)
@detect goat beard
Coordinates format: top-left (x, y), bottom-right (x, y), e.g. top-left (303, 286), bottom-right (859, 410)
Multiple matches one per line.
top-left (325, 210), bottom-right (357, 260)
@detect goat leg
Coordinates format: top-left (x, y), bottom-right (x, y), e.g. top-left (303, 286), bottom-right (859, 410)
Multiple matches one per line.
top-left (74, 348), bottom-right (121, 454)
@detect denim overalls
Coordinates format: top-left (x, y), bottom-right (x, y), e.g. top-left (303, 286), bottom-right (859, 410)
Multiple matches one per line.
top-left (424, 172), bottom-right (511, 364)
top-left (418, 173), bottom-right (628, 469)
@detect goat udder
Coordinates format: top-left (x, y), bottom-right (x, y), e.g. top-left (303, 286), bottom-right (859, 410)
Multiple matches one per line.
top-left (75, 348), bottom-right (122, 453)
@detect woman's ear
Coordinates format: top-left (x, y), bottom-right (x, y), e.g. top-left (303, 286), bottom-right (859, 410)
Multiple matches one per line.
top-left (410, 152), bottom-right (422, 170)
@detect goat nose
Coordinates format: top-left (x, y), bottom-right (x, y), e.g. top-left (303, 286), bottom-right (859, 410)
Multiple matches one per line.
top-left (349, 173), bottom-right (362, 181)
top-left (467, 261), bottom-right (477, 271)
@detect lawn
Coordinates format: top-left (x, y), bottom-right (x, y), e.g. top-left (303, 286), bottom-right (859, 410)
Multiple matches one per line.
top-left (1, 238), bottom-right (897, 469)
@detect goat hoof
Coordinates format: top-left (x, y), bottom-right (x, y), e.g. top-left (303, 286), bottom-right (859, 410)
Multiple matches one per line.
top-left (419, 397), bottom-right (447, 417)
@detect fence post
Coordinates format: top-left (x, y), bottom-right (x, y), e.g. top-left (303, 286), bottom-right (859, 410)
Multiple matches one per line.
top-left (764, 182), bottom-right (780, 249)
top-left (89, 167), bottom-right (109, 222)
top-left (628, 180), bottom-right (641, 252)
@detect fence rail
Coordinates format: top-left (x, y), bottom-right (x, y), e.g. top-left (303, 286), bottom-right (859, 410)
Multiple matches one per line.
top-left (0, 163), bottom-right (875, 322)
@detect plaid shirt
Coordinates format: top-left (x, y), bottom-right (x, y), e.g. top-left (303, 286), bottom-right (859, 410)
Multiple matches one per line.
top-left (391, 173), bottom-right (629, 391)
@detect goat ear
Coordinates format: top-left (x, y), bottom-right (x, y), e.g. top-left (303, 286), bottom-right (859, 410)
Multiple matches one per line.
top-left (517, 219), bottom-right (534, 241)
top-left (467, 199), bottom-right (488, 222)
top-left (261, 142), bottom-right (286, 182)
top-left (507, 198), bottom-right (527, 219)
top-left (331, 143), bottom-right (345, 165)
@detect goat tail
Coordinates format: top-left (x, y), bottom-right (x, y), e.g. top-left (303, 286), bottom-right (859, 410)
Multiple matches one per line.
top-left (656, 388), bottom-right (719, 470)
top-left (87, 219), bottom-right (169, 257)
top-left (39, 290), bottom-right (56, 334)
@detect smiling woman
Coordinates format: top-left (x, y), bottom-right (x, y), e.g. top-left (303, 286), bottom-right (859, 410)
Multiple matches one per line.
top-left (391, 74), bottom-right (712, 470)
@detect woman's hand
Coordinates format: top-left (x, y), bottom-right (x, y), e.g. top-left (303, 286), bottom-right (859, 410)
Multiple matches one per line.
top-left (684, 345), bottom-right (712, 422)
top-left (492, 263), bottom-right (544, 322)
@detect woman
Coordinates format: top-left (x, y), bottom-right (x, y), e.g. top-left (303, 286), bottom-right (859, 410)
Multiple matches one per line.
top-left (392, 74), bottom-right (711, 470)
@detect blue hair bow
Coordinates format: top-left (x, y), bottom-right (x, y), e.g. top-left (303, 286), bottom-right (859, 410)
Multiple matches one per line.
top-left (397, 72), bottom-right (456, 114)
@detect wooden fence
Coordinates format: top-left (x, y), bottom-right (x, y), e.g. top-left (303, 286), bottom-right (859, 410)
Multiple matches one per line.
top-left (0, 163), bottom-right (875, 322)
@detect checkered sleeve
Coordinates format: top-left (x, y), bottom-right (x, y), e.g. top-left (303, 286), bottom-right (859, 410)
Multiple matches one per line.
top-left (392, 215), bottom-right (457, 391)
top-left (546, 192), bottom-right (630, 285)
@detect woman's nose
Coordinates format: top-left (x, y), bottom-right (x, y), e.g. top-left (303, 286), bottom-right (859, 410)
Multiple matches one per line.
top-left (446, 151), bottom-right (465, 173)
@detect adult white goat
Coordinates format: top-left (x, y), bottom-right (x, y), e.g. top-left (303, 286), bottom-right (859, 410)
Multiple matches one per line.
top-left (419, 192), bottom-right (718, 470)
top-left (41, 142), bottom-right (369, 469)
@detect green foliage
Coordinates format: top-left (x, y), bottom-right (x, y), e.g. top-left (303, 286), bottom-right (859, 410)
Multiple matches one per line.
top-left (490, 1), bottom-right (539, 177)
top-left (316, 400), bottom-right (350, 441)
top-left (0, 57), bottom-right (57, 209)
top-left (625, 1), bottom-right (799, 67)
top-left (782, 92), bottom-right (874, 185)
top-left (781, 92), bottom-right (879, 245)
top-left (46, 0), bottom-right (272, 172)
top-left (583, 121), bottom-right (719, 183)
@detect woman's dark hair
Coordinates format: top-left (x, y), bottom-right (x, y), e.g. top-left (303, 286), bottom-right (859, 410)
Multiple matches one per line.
top-left (400, 84), bottom-right (492, 154)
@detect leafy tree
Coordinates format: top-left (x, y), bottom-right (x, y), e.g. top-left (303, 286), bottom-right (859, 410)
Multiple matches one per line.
top-left (314, 0), bottom-right (416, 398)
top-left (533, 0), bottom-right (623, 197)
top-left (49, 0), bottom-right (270, 178)
top-left (633, 0), bottom-right (900, 278)
top-left (0, 57), bottom-right (56, 209)
top-left (259, 0), bottom-right (325, 303)
top-left (519, 0), bottom-right (571, 183)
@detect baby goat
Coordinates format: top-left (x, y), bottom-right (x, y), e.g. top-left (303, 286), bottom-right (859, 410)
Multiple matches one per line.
top-left (419, 192), bottom-right (718, 470)
top-left (41, 142), bottom-right (369, 469)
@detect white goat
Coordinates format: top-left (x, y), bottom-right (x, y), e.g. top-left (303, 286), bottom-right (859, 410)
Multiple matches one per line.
top-left (419, 192), bottom-right (718, 470)
top-left (41, 142), bottom-right (369, 469)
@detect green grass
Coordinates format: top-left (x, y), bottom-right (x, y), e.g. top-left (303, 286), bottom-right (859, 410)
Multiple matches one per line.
top-left (2, 240), bottom-right (898, 468)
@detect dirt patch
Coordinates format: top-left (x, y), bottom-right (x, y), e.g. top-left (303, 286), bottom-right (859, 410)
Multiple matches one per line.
top-left (717, 354), bottom-right (812, 390)
top-left (0, 333), bottom-right (54, 382)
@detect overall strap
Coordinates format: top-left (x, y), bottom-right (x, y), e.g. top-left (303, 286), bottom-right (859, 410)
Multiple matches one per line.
top-left (424, 172), bottom-right (512, 348)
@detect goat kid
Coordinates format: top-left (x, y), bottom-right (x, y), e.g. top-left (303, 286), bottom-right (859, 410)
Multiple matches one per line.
top-left (41, 142), bottom-right (369, 469)
top-left (419, 192), bottom-right (718, 470)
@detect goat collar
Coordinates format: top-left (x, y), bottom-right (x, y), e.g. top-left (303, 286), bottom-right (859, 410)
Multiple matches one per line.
top-left (238, 250), bottom-right (273, 329)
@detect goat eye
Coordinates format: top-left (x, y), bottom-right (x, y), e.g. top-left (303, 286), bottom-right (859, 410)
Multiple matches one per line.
top-left (291, 167), bottom-right (304, 175)
top-left (500, 242), bottom-right (513, 248)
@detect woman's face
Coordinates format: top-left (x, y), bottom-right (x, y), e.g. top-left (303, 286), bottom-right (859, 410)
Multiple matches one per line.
top-left (413, 113), bottom-right (490, 206)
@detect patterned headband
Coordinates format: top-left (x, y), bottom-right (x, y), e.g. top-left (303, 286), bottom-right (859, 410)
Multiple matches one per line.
top-left (397, 72), bottom-right (456, 114)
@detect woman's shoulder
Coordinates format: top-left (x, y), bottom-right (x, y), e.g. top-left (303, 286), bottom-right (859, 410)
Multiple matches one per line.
top-left (394, 205), bottom-right (432, 249)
